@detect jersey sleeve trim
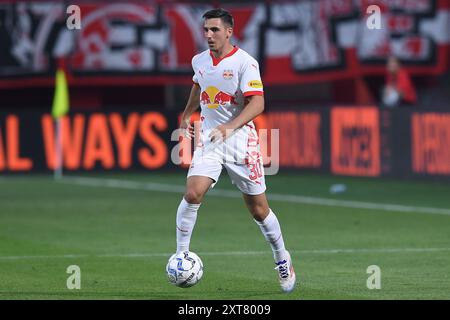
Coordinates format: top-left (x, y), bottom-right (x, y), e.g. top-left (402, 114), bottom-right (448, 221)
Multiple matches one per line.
top-left (243, 91), bottom-right (264, 97)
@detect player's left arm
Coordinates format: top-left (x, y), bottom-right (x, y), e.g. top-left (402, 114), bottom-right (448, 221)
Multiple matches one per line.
top-left (210, 55), bottom-right (264, 143)
top-left (228, 94), bottom-right (264, 130)
top-left (209, 95), bottom-right (264, 142)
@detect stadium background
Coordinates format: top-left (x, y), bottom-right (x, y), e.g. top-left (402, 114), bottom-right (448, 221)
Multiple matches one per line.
top-left (1, 0), bottom-right (450, 300)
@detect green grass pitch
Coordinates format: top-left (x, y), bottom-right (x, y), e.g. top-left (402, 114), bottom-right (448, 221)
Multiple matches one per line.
top-left (0, 171), bottom-right (449, 299)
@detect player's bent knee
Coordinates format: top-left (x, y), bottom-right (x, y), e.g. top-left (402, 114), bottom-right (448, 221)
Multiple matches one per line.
top-left (249, 205), bottom-right (269, 222)
top-left (184, 189), bottom-right (204, 204)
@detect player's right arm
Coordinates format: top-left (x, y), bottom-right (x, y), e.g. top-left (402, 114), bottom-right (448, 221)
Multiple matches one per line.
top-left (180, 83), bottom-right (201, 139)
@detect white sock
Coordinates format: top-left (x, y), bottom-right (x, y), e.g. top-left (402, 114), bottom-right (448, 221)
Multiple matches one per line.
top-left (254, 209), bottom-right (289, 263)
top-left (176, 198), bottom-right (201, 254)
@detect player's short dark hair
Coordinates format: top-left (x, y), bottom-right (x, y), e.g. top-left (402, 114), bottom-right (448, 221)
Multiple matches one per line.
top-left (202, 8), bottom-right (234, 28)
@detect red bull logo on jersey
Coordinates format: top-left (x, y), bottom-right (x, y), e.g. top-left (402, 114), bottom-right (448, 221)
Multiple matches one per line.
top-left (200, 86), bottom-right (237, 109)
top-left (223, 70), bottom-right (234, 80)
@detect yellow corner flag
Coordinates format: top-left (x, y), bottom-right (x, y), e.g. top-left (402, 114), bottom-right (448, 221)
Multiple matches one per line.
top-left (52, 68), bottom-right (69, 119)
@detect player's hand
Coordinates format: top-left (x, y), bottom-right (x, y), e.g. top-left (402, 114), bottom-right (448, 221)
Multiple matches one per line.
top-left (209, 124), bottom-right (233, 143)
top-left (180, 118), bottom-right (194, 140)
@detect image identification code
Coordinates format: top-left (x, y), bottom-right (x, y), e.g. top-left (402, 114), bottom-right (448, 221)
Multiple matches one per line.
top-left (178, 304), bottom-right (271, 317)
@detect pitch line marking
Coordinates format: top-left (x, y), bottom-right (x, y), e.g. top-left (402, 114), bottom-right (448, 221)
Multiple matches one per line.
top-left (1, 247), bottom-right (450, 260)
top-left (57, 176), bottom-right (450, 216)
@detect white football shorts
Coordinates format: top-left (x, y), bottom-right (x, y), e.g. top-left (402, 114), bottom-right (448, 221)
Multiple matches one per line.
top-left (187, 149), bottom-right (266, 196)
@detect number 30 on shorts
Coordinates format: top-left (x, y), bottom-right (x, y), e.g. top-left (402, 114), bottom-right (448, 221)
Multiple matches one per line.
top-left (248, 161), bottom-right (263, 180)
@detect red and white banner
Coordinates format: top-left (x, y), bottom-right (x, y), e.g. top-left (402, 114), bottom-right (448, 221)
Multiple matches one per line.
top-left (0, 0), bottom-right (449, 87)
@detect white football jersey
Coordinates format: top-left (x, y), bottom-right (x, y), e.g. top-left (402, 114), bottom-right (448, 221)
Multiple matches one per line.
top-left (191, 46), bottom-right (263, 163)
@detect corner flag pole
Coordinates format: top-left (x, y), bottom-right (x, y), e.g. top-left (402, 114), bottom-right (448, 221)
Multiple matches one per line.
top-left (51, 60), bottom-right (70, 180)
top-left (54, 118), bottom-right (63, 180)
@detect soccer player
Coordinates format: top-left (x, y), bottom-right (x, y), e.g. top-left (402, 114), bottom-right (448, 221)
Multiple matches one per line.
top-left (174, 8), bottom-right (296, 293)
